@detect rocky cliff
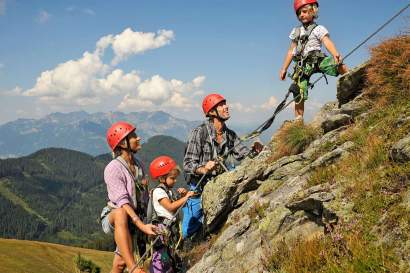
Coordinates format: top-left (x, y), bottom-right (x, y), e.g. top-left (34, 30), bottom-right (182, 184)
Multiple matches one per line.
top-left (186, 35), bottom-right (410, 273)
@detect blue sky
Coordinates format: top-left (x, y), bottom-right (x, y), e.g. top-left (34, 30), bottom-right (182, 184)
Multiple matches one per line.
top-left (0, 0), bottom-right (408, 129)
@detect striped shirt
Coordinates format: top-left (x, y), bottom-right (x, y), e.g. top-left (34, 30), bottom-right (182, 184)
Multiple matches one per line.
top-left (183, 120), bottom-right (250, 181)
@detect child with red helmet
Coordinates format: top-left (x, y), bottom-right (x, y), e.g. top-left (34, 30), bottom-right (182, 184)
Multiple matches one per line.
top-left (101, 121), bottom-right (158, 273)
top-left (148, 156), bottom-right (195, 273)
top-left (279, 0), bottom-right (349, 121)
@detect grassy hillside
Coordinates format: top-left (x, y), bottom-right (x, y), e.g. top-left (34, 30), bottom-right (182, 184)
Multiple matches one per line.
top-left (0, 238), bottom-right (113, 273)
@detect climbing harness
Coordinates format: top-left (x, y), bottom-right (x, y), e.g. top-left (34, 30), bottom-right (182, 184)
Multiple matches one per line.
top-left (145, 184), bottom-right (174, 224)
top-left (137, 4), bottom-right (410, 264)
top-left (290, 23), bottom-right (321, 103)
top-left (137, 171), bottom-right (210, 266)
top-left (226, 3), bottom-right (410, 155)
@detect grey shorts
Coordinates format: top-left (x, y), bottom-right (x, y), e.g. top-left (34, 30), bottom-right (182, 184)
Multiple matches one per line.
top-left (101, 206), bottom-right (115, 234)
top-left (100, 206), bottom-right (139, 257)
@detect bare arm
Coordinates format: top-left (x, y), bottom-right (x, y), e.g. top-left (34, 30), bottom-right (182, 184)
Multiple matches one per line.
top-left (122, 203), bottom-right (157, 235)
top-left (280, 41), bottom-right (297, 80)
top-left (159, 192), bottom-right (196, 213)
top-left (322, 35), bottom-right (342, 63)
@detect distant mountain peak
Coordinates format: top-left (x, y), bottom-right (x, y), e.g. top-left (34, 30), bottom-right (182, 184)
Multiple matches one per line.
top-left (0, 111), bottom-right (199, 158)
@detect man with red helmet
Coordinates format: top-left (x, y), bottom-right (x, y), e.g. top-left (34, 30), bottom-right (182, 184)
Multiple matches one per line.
top-left (182, 93), bottom-right (263, 241)
top-left (101, 121), bottom-right (158, 273)
top-left (279, 0), bottom-right (348, 121)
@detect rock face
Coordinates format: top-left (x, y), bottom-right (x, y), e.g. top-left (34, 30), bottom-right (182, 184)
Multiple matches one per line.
top-left (311, 94), bottom-right (370, 132)
top-left (186, 63), bottom-right (377, 273)
top-left (190, 133), bottom-right (356, 273)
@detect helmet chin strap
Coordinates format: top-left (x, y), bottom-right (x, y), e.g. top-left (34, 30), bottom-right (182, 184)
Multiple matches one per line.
top-left (125, 137), bottom-right (135, 163)
top-left (210, 108), bottom-right (228, 121)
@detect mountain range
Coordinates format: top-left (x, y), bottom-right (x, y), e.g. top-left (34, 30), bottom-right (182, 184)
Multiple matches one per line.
top-left (0, 111), bottom-right (199, 158)
top-left (0, 135), bottom-right (186, 250)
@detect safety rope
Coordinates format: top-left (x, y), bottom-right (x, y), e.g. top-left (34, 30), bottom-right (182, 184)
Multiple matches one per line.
top-left (226, 2), bottom-right (410, 154)
top-left (309, 3), bottom-right (410, 89)
top-left (135, 4), bottom-right (410, 266)
top-left (229, 5), bottom-right (410, 178)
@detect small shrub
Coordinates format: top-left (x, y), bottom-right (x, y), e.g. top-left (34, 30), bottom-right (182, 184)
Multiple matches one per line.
top-left (365, 35), bottom-right (410, 106)
top-left (268, 122), bottom-right (320, 162)
top-left (307, 165), bottom-right (337, 187)
top-left (74, 253), bottom-right (101, 273)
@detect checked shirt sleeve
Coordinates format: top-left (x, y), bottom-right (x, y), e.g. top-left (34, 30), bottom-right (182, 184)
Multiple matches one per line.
top-left (230, 129), bottom-right (250, 161)
top-left (183, 127), bottom-right (205, 176)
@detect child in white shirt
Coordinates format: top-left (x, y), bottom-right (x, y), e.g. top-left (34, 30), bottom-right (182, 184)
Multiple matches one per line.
top-left (149, 156), bottom-right (195, 273)
top-left (279, 0), bottom-right (348, 121)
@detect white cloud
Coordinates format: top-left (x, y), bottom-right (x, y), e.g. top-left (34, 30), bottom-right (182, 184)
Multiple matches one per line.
top-left (0, 63), bottom-right (4, 69)
top-left (0, 0), bottom-right (5, 15)
top-left (261, 96), bottom-right (278, 110)
top-left (192, 76), bottom-right (205, 87)
top-left (19, 27), bottom-right (197, 113)
top-left (118, 95), bottom-right (154, 110)
top-left (118, 75), bottom-right (205, 111)
top-left (3, 86), bottom-right (23, 96)
top-left (229, 96), bottom-right (280, 114)
top-left (95, 34), bottom-right (113, 55)
top-left (37, 10), bottom-right (50, 24)
top-left (95, 69), bottom-right (141, 95)
top-left (25, 51), bottom-right (108, 100)
top-left (24, 50), bottom-right (142, 106)
top-left (108, 28), bottom-right (175, 65)
top-left (229, 102), bottom-right (256, 113)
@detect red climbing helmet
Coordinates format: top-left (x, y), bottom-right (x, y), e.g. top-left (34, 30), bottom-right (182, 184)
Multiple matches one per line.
top-left (106, 121), bottom-right (136, 151)
top-left (294, 0), bottom-right (318, 13)
top-left (150, 156), bottom-right (177, 179)
top-left (202, 93), bottom-right (226, 115)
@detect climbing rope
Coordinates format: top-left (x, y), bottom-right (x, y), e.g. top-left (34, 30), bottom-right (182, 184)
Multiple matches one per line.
top-left (309, 3), bottom-right (410, 89)
top-left (227, 2), bottom-right (410, 154)
top-left (244, 3), bottom-right (410, 143)
top-left (135, 4), bottom-right (410, 266)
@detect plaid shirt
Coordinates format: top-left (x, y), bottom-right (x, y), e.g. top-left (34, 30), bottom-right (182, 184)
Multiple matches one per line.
top-left (183, 120), bottom-right (250, 181)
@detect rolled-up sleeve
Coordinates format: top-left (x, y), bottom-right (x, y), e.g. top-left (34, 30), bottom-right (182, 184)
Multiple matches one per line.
top-left (104, 163), bottom-right (130, 208)
top-left (183, 127), bottom-right (203, 175)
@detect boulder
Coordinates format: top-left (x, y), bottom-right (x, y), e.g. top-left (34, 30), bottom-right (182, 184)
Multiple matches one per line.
top-left (321, 114), bottom-right (352, 133)
top-left (202, 157), bottom-right (269, 232)
top-left (339, 93), bottom-right (370, 118)
top-left (310, 101), bottom-right (339, 129)
top-left (337, 62), bottom-right (368, 106)
top-left (390, 134), bottom-right (410, 163)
